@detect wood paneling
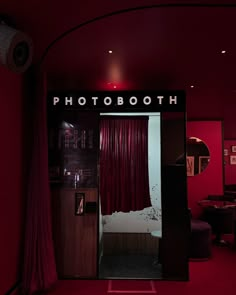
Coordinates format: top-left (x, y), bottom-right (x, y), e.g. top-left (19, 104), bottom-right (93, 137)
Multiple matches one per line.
top-left (51, 188), bottom-right (98, 278)
top-left (103, 233), bottom-right (159, 255)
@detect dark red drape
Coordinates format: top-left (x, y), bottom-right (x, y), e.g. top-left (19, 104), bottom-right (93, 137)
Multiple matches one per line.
top-left (100, 117), bottom-right (151, 215)
top-left (22, 67), bottom-right (57, 295)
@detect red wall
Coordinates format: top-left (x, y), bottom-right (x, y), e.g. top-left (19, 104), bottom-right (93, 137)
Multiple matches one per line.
top-left (224, 139), bottom-right (236, 185)
top-left (0, 55), bottom-right (234, 292)
top-left (0, 67), bottom-right (25, 294)
top-left (187, 121), bottom-right (224, 218)
top-left (186, 90), bottom-right (236, 139)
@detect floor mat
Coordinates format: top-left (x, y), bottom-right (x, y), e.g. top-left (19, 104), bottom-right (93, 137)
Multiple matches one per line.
top-left (108, 280), bottom-right (157, 293)
top-left (99, 255), bottom-right (162, 279)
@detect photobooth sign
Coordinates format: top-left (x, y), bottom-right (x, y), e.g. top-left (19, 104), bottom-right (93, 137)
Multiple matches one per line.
top-left (48, 90), bottom-right (186, 112)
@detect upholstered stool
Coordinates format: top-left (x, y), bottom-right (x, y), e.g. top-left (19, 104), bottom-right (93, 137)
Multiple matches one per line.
top-left (190, 219), bottom-right (212, 260)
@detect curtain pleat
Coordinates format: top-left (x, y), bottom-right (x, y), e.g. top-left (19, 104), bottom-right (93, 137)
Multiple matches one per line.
top-left (22, 66), bottom-right (57, 295)
top-left (100, 117), bottom-right (151, 215)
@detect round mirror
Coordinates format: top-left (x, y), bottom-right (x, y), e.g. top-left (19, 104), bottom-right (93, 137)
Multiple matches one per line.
top-left (187, 137), bottom-right (210, 176)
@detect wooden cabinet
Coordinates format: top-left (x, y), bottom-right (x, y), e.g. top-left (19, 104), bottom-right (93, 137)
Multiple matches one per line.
top-left (48, 111), bottom-right (99, 278)
top-left (51, 187), bottom-right (98, 278)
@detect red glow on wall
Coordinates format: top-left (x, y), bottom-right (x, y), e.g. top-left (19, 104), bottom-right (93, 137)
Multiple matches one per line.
top-left (96, 80), bottom-right (133, 90)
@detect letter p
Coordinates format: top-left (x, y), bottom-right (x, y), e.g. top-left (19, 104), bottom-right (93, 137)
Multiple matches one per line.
top-left (53, 97), bottom-right (60, 105)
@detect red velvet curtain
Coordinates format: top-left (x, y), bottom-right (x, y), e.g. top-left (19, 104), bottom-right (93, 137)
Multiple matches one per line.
top-left (22, 67), bottom-right (57, 295)
top-left (100, 117), bottom-right (151, 215)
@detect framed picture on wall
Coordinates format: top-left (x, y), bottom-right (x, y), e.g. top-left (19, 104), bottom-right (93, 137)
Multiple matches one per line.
top-left (199, 156), bottom-right (210, 173)
top-left (187, 156), bottom-right (194, 176)
top-left (75, 193), bottom-right (85, 215)
top-left (230, 155), bottom-right (236, 165)
top-left (231, 145), bottom-right (236, 152)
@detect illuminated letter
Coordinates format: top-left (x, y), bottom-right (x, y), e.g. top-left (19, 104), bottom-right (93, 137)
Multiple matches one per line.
top-left (53, 97), bottom-right (60, 105)
top-left (104, 97), bottom-right (112, 105)
top-left (78, 97), bottom-right (86, 105)
top-left (117, 96), bottom-right (124, 105)
top-left (92, 97), bottom-right (98, 105)
top-left (143, 96), bottom-right (151, 105)
top-left (157, 96), bottom-right (164, 104)
top-left (65, 96), bottom-right (73, 105)
top-left (129, 96), bottom-right (138, 105)
top-left (169, 95), bottom-right (177, 104)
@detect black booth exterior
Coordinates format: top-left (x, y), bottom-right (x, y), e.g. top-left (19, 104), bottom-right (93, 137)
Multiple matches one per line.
top-left (47, 90), bottom-right (190, 281)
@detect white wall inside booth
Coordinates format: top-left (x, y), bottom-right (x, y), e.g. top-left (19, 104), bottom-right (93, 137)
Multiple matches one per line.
top-left (100, 112), bottom-right (162, 234)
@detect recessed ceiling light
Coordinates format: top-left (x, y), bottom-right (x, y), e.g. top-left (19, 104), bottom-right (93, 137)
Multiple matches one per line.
top-left (221, 50), bottom-right (226, 54)
top-left (113, 85), bottom-right (117, 89)
top-left (108, 50), bottom-right (113, 54)
top-left (190, 85), bottom-right (194, 88)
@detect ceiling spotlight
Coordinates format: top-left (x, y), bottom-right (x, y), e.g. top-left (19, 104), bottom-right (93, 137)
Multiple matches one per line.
top-left (221, 50), bottom-right (226, 54)
top-left (113, 85), bottom-right (117, 89)
top-left (108, 50), bottom-right (113, 54)
top-left (190, 85), bottom-right (194, 88)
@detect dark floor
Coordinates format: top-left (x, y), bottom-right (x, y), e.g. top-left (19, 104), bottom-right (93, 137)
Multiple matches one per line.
top-left (99, 254), bottom-right (162, 279)
top-left (45, 243), bottom-right (236, 295)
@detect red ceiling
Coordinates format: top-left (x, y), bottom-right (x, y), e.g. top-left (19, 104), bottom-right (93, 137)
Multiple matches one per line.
top-left (1, 0), bottom-right (236, 98)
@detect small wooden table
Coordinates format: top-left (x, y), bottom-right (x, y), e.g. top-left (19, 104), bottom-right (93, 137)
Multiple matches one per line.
top-left (202, 206), bottom-right (235, 246)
